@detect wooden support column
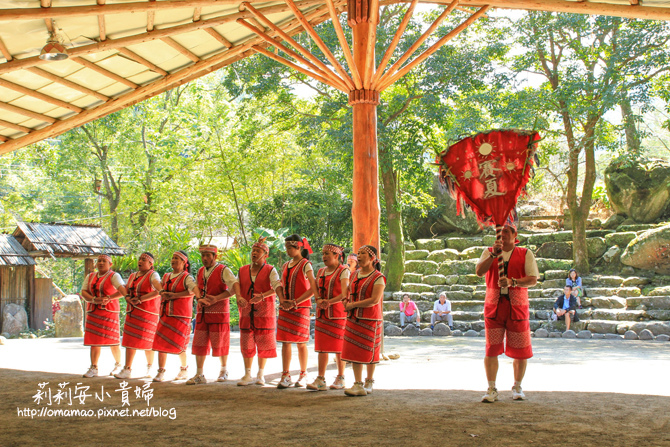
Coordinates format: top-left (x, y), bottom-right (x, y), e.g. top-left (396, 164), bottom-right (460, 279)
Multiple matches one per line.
top-left (349, 1), bottom-right (380, 253)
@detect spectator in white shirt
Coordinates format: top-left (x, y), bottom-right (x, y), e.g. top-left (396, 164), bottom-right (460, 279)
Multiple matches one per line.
top-left (431, 292), bottom-right (453, 330)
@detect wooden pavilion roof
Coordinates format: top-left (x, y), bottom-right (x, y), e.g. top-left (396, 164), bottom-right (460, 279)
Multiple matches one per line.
top-left (0, 234), bottom-right (37, 266)
top-left (0, 0), bottom-right (668, 155)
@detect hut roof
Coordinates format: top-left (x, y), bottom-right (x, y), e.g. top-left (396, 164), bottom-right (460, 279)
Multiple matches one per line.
top-left (12, 221), bottom-right (125, 258)
top-left (0, 234), bottom-right (37, 266)
top-left (0, 0), bottom-right (668, 155)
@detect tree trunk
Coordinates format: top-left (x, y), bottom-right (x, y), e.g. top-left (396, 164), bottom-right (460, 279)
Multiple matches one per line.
top-left (620, 94), bottom-right (641, 156)
top-left (379, 145), bottom-right (404, 292)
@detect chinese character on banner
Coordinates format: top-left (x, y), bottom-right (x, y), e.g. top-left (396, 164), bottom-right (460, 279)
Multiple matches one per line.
top-left (73, 383), bottom-right (91, 405)
top-left (140, 383), bottom-right (153, 406)
top-left (33, 382), bottom-right (52, 406)
top-left (115, 381), bottom-right (132, 407)
top-left (95, 386), bottom-right (111, 403)
top-left (53, 382), bottom-right (72, 405)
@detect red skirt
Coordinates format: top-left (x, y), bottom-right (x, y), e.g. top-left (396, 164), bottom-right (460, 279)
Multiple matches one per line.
top-left (314, 316), bottom-right (345, 354)
top-left (341, 317), bottom-right (383, 364)
top-left (122, 309), bottom-right (159, 350)
top-left (152, 315), bottom-right (191, 354)
top-left (276, 307), bottom-right (310, 343)
top-left (84, 308), bottom-right (120, 346)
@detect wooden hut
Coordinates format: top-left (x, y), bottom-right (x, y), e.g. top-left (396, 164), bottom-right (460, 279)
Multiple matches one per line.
top-left (0, 234), bottom-right (36, 333)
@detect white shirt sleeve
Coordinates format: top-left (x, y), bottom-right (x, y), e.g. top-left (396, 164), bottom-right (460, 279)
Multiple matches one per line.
top-left (81, 275), bottom-right (91, 294)
top-left (303, 261), bottom-right (314, 275)
top-left (269, 267), bottom-right (282, 291)
top-left (339, 268), bottom-right (351, 280)
top-left (525, 250), bottom-right (540, 278)
top-left (184, 275), bottom-right (197, 292)
top-left (150, 272), bottom-right (162, 290)
top-left (445, 300), bottom-right (451, 312)
top-left (433, 300), bottom-right (440, 311)
top-left (221, 266), bottom-right (239, 289)
top-left (110, 272), bottom-right (125, 289)
top-left (479, 249), bottom-right (493, 265)
top-left (373, 276), bottom-right (385, 287)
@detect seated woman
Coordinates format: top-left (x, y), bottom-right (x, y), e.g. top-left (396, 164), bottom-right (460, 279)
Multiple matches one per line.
top-left (566, 269), bottom-right (583, 308)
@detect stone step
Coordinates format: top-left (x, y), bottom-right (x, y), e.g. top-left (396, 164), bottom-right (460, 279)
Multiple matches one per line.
top-left (626, 296), bottom-right (670, 310)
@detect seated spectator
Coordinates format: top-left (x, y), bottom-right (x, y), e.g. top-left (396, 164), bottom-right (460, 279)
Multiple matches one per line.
top-left (566, 269), bottom-right (583, 308)
top-left (431, 292), bottom-right (453, 330)
top-left (553, 285), bottom-right (579, 331)
top-left (399, 294), bottom-right (420, 327)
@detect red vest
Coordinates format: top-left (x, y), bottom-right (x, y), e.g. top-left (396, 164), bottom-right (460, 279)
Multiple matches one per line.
top-left (316, 265), bottom-right (347, 320)
top-left (484, 246), bottom-right (530, 321)
top-left (282, 258), bottom-right (313, 308)
top-left (349, 270), bottom-right (385, 321)
top-left (126, 270), bottom-right (159, 316)
top-left (196, 263), bottom-right (230, 324)
top-left (161, 272), bottom-right (194, 318)
top-left (85, 270), bottom-right (120, 313)
top-left (238, 264), bottom-right (276, 331)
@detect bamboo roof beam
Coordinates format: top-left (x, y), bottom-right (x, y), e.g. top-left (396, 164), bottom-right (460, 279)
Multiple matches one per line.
top-left (0, 37), bottom-right (13, 62)
top-left (362, 0), bottom-right (379, 88)
top-left (117, 47), bottom-right (169, 76)
top-left (161, 37), bottom-right (201, 62)
top-left (0, 79), bottom-right (83, 113)
top-left (71, 57), bottom-right (139, 89)
top-left (147, 0), bottom-right (156, 31)
top-left (241, 2), bottom-right (349, 91)
top-left (0, 119), bottom-right (32, 134)
top-left (325, 0), bottom-right (362, 90)
top-left (40, 0), bottom-right (51, 7)
top-left (0, 4), bottom-right (334, 154)
top-left (0, 101), bottom-right (57, 124)
top-left (98, 0), bottom-right (107, 41)
top-left (193, 6), bottom-right (202, 21)
top-left (284, 0), bottom-right (355, 91)
top-left (370, 0), bottom-right (418, 89)
top-left (204, 28), bottom-right (233, 48)
top-left (27, 67), bottom-right (110, 102)
top-left (372, 0), bottom-right (459, 90)
top-left (0, 0), bottom-right (324, 76)
top-left (378, 5), bottom-right (490, 91)
top-left (0, 135), bottom-right (8, 142)
top-left (237, 18), bottom-right (349, 91)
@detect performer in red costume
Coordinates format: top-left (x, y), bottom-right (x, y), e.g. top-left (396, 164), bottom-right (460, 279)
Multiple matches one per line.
top-left (237, 237), bottom-right (285, 386)
top-left (187, 244), bottom-right (240, 385)
top-left (475, 222), bottom-right (538, 402)
top-left (342, 245), bottom-right (386, 397)
top-left (276, 234), bottom-right (317, 389)
top-left (81, 254), bottom-right (125, 378)
top-left (114, 252), bottom-right (162, 380)
top-left (307, 243), bottom-right (350, 391)
top-left (152, 250), bottom-right (199, 382)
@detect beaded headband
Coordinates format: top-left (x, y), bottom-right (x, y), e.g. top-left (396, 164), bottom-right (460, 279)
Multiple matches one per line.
top-left (322, 244), bottom-right (343, 256)
top-left (359, 245), bottom-right (377, 261)
top-left (252, 237), bottom-right (269, 255)
top-left (97, 254), bottom-right (112, 263)
top-left (199, 244), bottom-right (218, 255)
top-left (173, 251), bottom-right (188, 263)
top-left (139, 252), bottom-right (154, 265)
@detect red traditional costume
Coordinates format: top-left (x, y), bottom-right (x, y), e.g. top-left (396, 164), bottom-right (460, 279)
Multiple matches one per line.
top-left (83, 270), bottom-right (122, 347)
top-left (484, 246), bottom-right (533, 359)
top-left (276, 258), bottom-right (313, 343)
top-left (121, 270), bottom-right (160, 350)
top-left (152, 272), bottom-right (195, 354)
top-left (314, 265), bottom-right (348, 353)
top-left (238, 263), bottom-right (278, 359)
top-left (341, 270), bottom-right (386, 364)
top-left (192, 263), bottom-right (233, 357)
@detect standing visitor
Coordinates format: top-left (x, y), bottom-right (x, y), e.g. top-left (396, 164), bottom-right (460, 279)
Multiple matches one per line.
top-left (237, 238), bottom-right (285, 386)
top-left (307, 243), bottom-right (349, 391)
top-left (114, 252), bottom-right (161, 379)
top-left (152, 250), bottom-right (198, 382)
top-left (341, 245), bottom-right (386, 396)
top-left (81, 254), bottom-right (125, 378)
top-left (187, 244), bottom-right (240, 385)
top-left (475, 223), bottom-right (538, 402)
top-left (276, 234), bottom-right (317, 389)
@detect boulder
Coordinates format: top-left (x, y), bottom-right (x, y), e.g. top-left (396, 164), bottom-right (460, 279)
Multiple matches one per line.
top-left (405, 250), bottom-right (430, 260)
top-left (464, 329), bottom-right (479, 337)
top-left (404, 260), bottom-right (439, 275)
top-left (648, 286), bottom-right (670, 296)
top-left (592, 333), bottom-right (605, 339)
top-left (563, 330), bottom-right (577, 339)
top-left (461, 246), bottom-right (488, 260)
top-left (419, 328), bottom-right (433, 336)
top-left (602, 214), bottom-right (626, 230)
top-left (621, 224), bottom-right (670, 274)
top-left (402, 283), bottom-right (433, 293)
top-left (423, 274), bottom-right (447, 286)
top-left (604, 160), bottom-right (670, 223)
top-left (446, 238), bottom-right (483, 252)
top-left (427, 249), bottom-right (460, 263)
top-left (587, 238), bottom-right (608, 258)
top-left (601, 246), bottom-right (622, 264)
top-left (404, 240), bottom-right (416, 251)
top-left (590, 297), bottom-right (626, 309)
top-left (622, 277), bottom-right (651, 287)
top-left (577, 330), bottom-right (592, 339)
top-left (54, 295), bottom-right (84, 338)
top-left (535, 258), bottom-right (574, 273)
top-left (402, 273), bottom-right (423, 283)
top-left (385, 325), bottom-right (402, 336)
top-left (656, 334), bottom-right (670, 341)
top-left (645, 322), bottom-right (670, 336)
top-left (471, 321), bottom-right (486, 332)
top-left (587, 321), bottom-right (618, 334)
top-left (624, 330), bottom-right (639, 340)
top-left (1, 303), bottom-right (28, 336)
top-left (433, 323), bottom-right (451, 336)
top-left (541, 279), bottom-right (564, 289)
top-left (605, 334), bottom-right (623, 340)
top-left (402, 324), bottom-right (420, 336)
top-left (534, 328), bottom-right (549, 338)
top-left (527, 233), bottom-right (554, 246)
top-left (605, 232), bottom-right (638, 248)
top-left (597, 276), bottom-right (624, 287)
top-left (458, 274), bottom-right (484, 285)
top-left (536, 241), bottom-right (572, 260)
top-left (452, 330), bottom-right (463, 336)
top-left (639, 329), bottom-right (654, 340)
top-left (626, 296), bottom-right (670, 310)
top-left (617, 287), bottom-right (641, 298)
top-left (438, 259), bottom-right (478, 276)
top-left (479, 330), bottom-right (486, 337)
top-left (415, 239), bottom-right (445, 252)
top-left (549, 332), bottom-right (562, 338)
top-left (544, 270), bottom-right (570, 280)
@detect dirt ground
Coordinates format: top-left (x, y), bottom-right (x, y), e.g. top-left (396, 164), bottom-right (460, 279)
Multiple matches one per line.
top-left (1, 335), bottom-right (669, 447)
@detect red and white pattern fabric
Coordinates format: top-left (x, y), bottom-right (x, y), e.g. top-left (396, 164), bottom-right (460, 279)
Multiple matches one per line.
top-left (192, 321), bottom-right (229, 356)
top-left (341, 270), bottom-right (386, 364)
top-left (152, 272), bottom-right (194, 354)
top-left (314, 265), bottom-right (348, 353)
top-left (192, 263), bottom-right (235, 357)
top-left (122, 270), bottom-right (160, 350)
top-left (238, 264), bottom-right (278, 359)
top-left (83, 270), bottom-right (122, 347)
top-left (277, 258), bottom-right (313, 343)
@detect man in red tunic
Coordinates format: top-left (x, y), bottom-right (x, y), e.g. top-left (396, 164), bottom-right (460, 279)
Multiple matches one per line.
top-left (187, 244), bottom-right (240, 385)
top-left (237, 238), bottom-right (285, 386)
top-left (475, 223), bottom-right (538, 402)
